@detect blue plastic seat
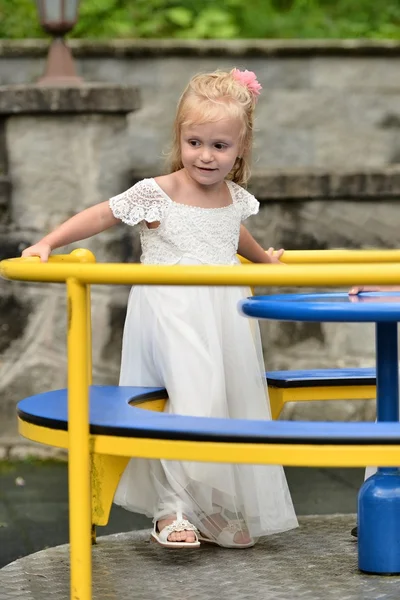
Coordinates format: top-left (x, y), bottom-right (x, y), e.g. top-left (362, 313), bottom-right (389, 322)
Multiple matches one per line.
top-left (266, 368), bottom-right (376, 388)
top-left (18, 369), bottom-right (378, 435)
top-left (16, 383), bottom-right (399, 444)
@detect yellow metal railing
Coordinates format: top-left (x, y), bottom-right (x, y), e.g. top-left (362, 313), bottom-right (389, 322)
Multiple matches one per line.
top-left (239, 248), bottom-right (400, 264)
top-left (3, 257), bottom-right (400, 286)
top-left (2, 248), bottom-right (400, 600)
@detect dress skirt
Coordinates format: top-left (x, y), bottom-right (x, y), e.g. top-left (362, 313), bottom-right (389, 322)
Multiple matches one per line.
top-left (113, 258), bottom-right (298, 543)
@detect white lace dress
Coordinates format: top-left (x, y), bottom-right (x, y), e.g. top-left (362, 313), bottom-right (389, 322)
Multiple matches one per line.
top-left (109, 178), bottom-right (298, 543)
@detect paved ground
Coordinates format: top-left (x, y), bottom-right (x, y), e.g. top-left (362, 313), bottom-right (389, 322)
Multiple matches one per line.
top-left (3, 515), bottom-right (400, 600)
top-left (0, 460), bottom-right (152, 569)
top-left (3, 461), bottom-right (383, 600)
top-left (0, 460), bottom-right (363, 569)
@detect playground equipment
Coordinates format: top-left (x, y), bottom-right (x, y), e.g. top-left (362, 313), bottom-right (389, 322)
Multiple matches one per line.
top-left (2, 248), bottom-right (400, 600)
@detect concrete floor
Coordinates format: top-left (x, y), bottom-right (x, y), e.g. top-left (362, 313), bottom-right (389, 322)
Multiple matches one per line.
top-left (0, 461), bottom-right (363, 569)
top-left (1, 461), bottom-right (374, 600)
top-left (2, 515), bottom-right (400, 600)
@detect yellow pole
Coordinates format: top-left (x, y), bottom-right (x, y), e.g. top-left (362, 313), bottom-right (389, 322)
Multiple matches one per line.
top-left (86, 285), bottom-right (92, 386)
top-left (67, 277), bottom-right (92, 600)
top-left (70, 249), bottom-right (96, 385)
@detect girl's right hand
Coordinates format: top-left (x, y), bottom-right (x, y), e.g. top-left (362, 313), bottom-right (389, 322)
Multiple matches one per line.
top-left (21, 242), bottom-right (52, 262)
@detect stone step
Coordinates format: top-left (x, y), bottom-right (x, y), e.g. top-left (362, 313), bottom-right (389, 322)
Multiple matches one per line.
top-left (250, 166), bottom-right (400, 201)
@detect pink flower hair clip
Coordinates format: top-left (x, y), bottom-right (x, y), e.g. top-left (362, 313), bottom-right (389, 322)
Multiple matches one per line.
top-left (232, 69), bottom-right (262, 98)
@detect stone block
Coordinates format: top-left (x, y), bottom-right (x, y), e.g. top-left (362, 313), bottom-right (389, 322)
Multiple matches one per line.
top-left (249, 167), bottom-right (400, 200)
top-left (0, 57), bottom-right (45, 86)
top-left (312, 57), bottom-right (400, 91)
top-left (257, 90), bottom-right (345, 129)
top-left (299, 199), bottom-right (400, 248)
top-left (258, 90), bottom-right (400, 132)
top-left (249, 197), bottom-right (400, 253)
top-left (282, 398), bottom-right (376, 422)
top-left (0, 84), bottom-right (140, 115)
top-left (258, 59), bottom-right (312, 89)
top-left (253, 128), bottom-right (314, 168)
top-left (314, 127), bottom-right (393, 169)
top-left (261, 317), bottom-right (375, 371)
top-left (6, 114), bottom-right (135, 232)
top-left (347, 93), bottom-right (400, 130)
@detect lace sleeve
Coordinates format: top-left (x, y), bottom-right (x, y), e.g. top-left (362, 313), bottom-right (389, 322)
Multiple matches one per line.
top-left (109, 178), bottom-right (169, 226)
top-left (229, 181), bottom-right (260, 221)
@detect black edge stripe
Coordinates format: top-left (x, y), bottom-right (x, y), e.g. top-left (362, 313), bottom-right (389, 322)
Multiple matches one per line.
top-left (18, 410), bottom-right (68, 431)
top-left (18, 412), bottom-right (400, 446)
top-left (267, 378), bottom-right (376, 389)
top-left (17, 388), bottom-right (169, 432)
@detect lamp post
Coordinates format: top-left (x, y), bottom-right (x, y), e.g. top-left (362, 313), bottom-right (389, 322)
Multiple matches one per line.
top-left (35, 0), bottom-right (82, 85)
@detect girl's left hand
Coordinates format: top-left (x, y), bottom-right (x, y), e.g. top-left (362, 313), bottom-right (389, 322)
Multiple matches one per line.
top-left (266, 247), bottom-right (285, 264)
top-left (349, 285), bottom-right (400, 295)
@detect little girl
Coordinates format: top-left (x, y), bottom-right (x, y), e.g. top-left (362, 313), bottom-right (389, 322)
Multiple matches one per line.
top-left (22, 68), bottom-right (298, 549)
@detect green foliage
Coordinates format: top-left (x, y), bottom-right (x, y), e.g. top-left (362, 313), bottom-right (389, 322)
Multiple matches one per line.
top-left (0, 0), bottom-right (399, 40)
top-left (0, 0), bottom-right (42, 38)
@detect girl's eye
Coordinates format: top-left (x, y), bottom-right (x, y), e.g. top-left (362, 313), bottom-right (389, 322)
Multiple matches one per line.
top-left (214, 143), bottom-right (227, 150)
top-left (189, 140), bottom-right (200, 147)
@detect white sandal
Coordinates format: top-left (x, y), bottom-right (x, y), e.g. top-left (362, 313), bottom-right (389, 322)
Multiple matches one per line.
top-left (151, 511), bottom-right (200, 549)
top-left (198, 515), bottom-right (255, 549)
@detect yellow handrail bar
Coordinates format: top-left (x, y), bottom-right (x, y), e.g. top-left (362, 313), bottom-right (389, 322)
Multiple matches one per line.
top-left (2, 260), bottom-right (400, 287)
top-left (6, 248), bottom-right (400, 266)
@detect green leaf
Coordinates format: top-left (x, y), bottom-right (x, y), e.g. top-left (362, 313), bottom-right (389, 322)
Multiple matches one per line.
top-left (166, 7), bottom-right (193, 28)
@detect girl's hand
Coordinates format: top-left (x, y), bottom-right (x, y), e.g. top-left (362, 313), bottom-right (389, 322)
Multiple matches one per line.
top-left (266, 247), bottom-right (285, 265)
top-left (349, 286), bottom-right (397, 295)
top-left (21, 242), bottom-right (52, 262)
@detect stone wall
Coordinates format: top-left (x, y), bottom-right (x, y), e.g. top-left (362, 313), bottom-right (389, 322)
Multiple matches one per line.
top-left (1, 40), bottom-right (400, 446)
top-left (1, 40), bottom-right (400, 172)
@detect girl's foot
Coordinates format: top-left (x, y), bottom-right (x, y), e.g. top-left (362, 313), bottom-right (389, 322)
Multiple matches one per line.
top-left (151, 511), bottom-right (200, 548)
top-left (199, 512), bottom-right (254, 548)
top-left (157, 516), bottom-right (197, 543)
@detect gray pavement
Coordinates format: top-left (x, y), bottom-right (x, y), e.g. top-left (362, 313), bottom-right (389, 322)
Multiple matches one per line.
top-left (1, 461), bottom-right (373, 599)
top-left (2, 516), bottom-right (400, 600)
top-left (0, 460), bottom-right (152, 569)
top-left (0, 460), bottom-right (362, 568)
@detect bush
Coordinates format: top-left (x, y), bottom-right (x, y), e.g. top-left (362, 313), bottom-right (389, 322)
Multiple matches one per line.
top-left (0, 0), bottom-right (399, 40)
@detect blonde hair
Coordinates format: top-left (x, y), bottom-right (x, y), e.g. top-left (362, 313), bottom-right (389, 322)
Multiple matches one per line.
top-left (168, 69), bottom-right (258, 187)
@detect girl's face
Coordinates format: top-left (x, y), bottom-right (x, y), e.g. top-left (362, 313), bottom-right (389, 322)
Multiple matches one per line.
top-left (180, 116), bottom-right (242, 187)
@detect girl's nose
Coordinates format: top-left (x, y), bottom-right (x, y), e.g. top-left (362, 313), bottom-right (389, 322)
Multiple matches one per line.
top-left (200, 148), bottom-right (213, 162)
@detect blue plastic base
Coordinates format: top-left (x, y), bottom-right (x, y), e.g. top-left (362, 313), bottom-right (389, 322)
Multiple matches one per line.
top-left (358, 469), bottom-right (400, 574)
